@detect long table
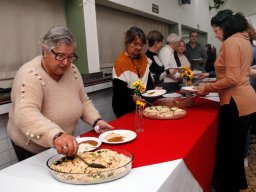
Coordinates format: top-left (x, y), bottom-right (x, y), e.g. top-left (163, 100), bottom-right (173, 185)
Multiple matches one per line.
top-left (82, 97), bottom-right (219, 192)
top-left (0, 97), bottom-right (219, 192)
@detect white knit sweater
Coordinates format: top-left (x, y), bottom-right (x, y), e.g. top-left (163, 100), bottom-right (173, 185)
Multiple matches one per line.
top-left (7, 56), bottom-right (101, 153)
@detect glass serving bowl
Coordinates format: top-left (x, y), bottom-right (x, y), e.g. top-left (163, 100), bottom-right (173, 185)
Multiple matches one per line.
top-left (155, 96), bottom-right (194, 109)
top-left (46, 148), bottom-right (133, 184)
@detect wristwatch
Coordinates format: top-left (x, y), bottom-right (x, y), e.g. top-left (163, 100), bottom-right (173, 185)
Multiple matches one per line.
top-left (93, 118), bottom-right (102, 128)
top-left (53, 132), bottom-right (64, 141)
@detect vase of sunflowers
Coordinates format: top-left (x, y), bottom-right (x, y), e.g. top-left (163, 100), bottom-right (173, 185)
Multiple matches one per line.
top-left (181, 66), bottom-right (193, 87)
top-left (132, 80), bottom-right (146, 132)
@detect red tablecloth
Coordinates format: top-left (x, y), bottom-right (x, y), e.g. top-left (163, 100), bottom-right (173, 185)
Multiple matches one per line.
top-left (81, 97), bottom-right (219, 192)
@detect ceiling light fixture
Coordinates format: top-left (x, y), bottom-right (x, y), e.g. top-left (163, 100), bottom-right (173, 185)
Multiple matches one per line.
top-left (209, 0), bottom-right (224, 11)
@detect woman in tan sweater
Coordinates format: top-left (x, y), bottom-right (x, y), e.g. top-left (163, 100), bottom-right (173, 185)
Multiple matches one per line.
top-left (197, 10), bottom-right (256, 191)
top-left (7, 27), bottom-right (113, 161)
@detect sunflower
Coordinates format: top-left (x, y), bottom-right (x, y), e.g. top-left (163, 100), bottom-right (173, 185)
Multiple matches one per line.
top-left (181, 67), bottom-right (194, 85)
top-left (132, 79), bottom-right (146, 96)
top-left (185, 69), bottom-right (193, 79)
top-left (136, 100), bottom-right (146, 108)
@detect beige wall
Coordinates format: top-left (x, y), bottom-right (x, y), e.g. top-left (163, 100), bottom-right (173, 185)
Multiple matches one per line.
top-left (0, 0), bottom-right (66, 88)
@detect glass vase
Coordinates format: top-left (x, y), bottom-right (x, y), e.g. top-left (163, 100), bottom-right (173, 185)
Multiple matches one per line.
top-left (135, 99), bottom-right (144, 132)
top-left (182, 78), bottom-right (192, 87)
top-left (181, 78), bottom-right (193, 97)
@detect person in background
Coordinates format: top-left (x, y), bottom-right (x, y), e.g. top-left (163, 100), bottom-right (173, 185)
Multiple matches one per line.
top-left (158, 33), bottom-right (181, 92)
top-left (174, 40), bottom-right (190, 68)
top-left (145, 30), bottom-right (173, 87)
top-left (196, 10), bottom-right (256, 191)
top-left (7, 26), bottom-right (113, 161)
top-left (185, 31), bottom-right (208, 72)
top-left (198, 44), bottom-right (217, 79)
top-left (112, 26), bottom-right (154, 118)
top-left (251, 43), bottom-right (256, 82)
top-left (250, 56), bottom-right (256, 88)
top-left (205, 44), bottom-right (216, 72)
top-left (248, 23), bottom-right (256, 89)
top-left (244, 23), bottom-right (256, 167)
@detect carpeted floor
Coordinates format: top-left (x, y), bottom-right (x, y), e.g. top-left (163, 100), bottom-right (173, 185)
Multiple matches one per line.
top-left (243, 137), bottom-right (256, 192)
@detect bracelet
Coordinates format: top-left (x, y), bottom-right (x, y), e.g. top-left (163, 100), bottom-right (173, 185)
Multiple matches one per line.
top-left (93, 118), bottom-right (102, 128)
top-left (94, 125), bottom-right (101, 134)
top-left (53, 132), bottom-right (63, 141)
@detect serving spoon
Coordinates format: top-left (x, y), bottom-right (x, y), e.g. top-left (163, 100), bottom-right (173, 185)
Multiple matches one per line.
top-left (141, 99), bottom-right (155, 106)
top-left (76, 155), bottom-right (106, 169)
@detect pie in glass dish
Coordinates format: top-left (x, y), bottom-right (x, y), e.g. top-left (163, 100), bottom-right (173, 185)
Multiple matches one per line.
top-left (143, 106), bottom-right (187, 120)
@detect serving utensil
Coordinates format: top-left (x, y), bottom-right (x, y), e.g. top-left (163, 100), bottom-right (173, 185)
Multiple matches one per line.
top-left (76, 155), bottom-right (106, 169)
top-left (141, 99), bottom-right (155, 106)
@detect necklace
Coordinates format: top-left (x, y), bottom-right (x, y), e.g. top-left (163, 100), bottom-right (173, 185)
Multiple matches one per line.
top-left (126, 50), bottom-right (141, 78)
top-left (41, 62), bottom-right (49, 75)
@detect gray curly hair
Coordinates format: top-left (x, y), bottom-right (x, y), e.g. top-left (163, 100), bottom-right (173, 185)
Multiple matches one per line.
top-left (166, 33), bottom-right (181, 45)
top-left (41, 26), bottom-right (76, 52)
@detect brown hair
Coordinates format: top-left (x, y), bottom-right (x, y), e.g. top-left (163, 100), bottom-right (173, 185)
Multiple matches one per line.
top-left (147, 30), bottom-right (164, 47)
top-left (125, 26), bottom-right (146, 47)
top-left (247, 24), bottom-right (256, 43)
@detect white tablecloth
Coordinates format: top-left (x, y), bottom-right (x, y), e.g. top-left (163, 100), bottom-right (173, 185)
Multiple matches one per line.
top-left (0, 148), bottom-right (202, 192)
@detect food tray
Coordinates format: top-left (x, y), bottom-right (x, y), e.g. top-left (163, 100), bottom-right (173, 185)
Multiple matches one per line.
top-left (46, 148), bottom-right (133, 184)
top-left (155, 97), bottom-right (194, 109)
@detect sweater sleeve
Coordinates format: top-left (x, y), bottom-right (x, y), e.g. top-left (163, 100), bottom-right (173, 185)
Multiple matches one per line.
top-left (205, 40), bottom-right (241, 92)
top-left (13, 72), bottom-right (64, 147)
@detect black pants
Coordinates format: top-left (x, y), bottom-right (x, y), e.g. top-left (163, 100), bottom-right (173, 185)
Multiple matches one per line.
top-left (214, 98), bottom-right (255, 192)
top-left (11, 140), bottom-right (35, 161)
top-left (159, 82), bottom-right (179, 93)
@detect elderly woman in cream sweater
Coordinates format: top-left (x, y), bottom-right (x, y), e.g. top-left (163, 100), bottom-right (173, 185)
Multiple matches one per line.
top-left (7, 27), bottom-right (113, 161)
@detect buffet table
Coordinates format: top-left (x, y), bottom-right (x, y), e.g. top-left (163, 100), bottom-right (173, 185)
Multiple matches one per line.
top-left (82, 97), bottom-right (219, 192)
top-left (0, 97), bottom-right (219, 192)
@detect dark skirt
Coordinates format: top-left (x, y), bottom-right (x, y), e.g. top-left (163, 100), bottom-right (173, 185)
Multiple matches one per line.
top-left (11, 140), bottom-right (35, 161)
top-left (214, 97), bottom-right (255, 192)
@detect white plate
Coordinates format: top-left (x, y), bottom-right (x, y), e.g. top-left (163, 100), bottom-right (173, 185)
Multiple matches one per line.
top-left (181, 86), bottom-right (198, 93)
top-left (191, 58), bottom-right (202, 61)
top-left (192, 70), bottom-right (203, 75)
top-left (76, 137), bottom-right (102, 152)
top-left (162, 92), bottom-right (182, 98)
top-left (205, 92), bottom-right (219, 97)
top-left (142, 89), bottom-right (166, 97)
top-left (99, 130), bottom-right (137, 144)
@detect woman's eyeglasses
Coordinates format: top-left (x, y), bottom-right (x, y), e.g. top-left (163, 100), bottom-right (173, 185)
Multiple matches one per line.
top-left (51, 50), bottom-right (78, 62)
top-left (131, 42), bottom-right (144, 48)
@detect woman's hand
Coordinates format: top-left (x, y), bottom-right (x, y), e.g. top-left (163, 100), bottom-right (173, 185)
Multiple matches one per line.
top-left (53, 133), bottom-right (79, 157)
top-left (198, 73), bottom-right (209, 79)
top-left (194, 83), bottom-right (208, 96)
top-left (168, 69), bottom-right (177, 75)
top-left (154, 86), bottom-right (163, 90)
top-left (94, 120), bottom-right (113, 134)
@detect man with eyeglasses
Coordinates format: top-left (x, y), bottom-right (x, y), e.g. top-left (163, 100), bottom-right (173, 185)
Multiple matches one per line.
top-left (7, 26), bottom-right (113, 161)
top-left (185, 31), bottom-right (208, 72)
